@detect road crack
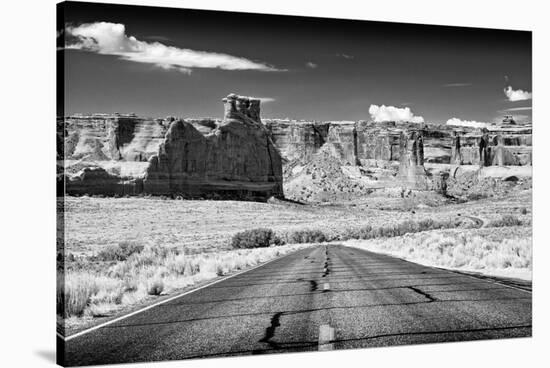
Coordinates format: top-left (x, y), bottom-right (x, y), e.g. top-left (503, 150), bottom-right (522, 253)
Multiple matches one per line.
top-left (259, 312), bottom-right (283, 348)
top-left (310, 280), bottom-right (319, 291)
top-left (408, 286), bottom-right (436, 302)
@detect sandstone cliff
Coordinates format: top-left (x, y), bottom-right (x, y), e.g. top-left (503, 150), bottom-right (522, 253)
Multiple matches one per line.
top-left (397, 130), bottom-right (428, 190)
top-left (143, 94), bottom-right (283, 200)
top-left (450, 126), bottom-right (532, 166)
top-left (61, 103), bottom-right (531, 202)
top-left (63, 95), bottom-right (283, 200)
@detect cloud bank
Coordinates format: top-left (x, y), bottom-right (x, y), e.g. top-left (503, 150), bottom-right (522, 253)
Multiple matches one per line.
top-left (502, 106), bottom-right (532, 112)
top-left (504, 86), bottom-right (532, 101)
top-left (368, 105), bottom-right (424, 123)
top-left (64, 22), bottom-right (281, 73)
top-left (446, 118), bottom-right (489, 129)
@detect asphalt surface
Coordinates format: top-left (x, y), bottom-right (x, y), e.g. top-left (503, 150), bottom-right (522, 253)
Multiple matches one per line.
top-left (61, 244), bottom-right (532, 366)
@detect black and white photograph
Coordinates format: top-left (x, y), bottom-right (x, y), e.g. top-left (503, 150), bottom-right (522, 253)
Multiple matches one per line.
top-left (51, 0), bottom-right (537, 366)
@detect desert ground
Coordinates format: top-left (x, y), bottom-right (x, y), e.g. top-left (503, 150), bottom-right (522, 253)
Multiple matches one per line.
top-left (58, 188), bottom-right (531, 333)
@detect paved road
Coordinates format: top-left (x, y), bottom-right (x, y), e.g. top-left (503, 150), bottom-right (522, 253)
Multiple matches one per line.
top-left (61, 244), bottom-right (531, 366)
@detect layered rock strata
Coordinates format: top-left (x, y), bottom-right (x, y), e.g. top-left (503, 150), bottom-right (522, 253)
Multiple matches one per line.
top-left (397, 130), bottom-right (428, 190)
top-left (63, 95), bottom-right (283, 200)
top-left (60, 105), bottom-right (531, 200)
top-left (63, 114), bottom-right (170, 162)
top-left (450, 126), bottom-right (532, 166)
top-left (264, 120), bottom-right (455, 167)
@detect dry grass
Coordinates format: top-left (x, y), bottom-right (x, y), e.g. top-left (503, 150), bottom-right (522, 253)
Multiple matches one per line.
top-left (58, 273), bottom-right (124, 317)
top-left (487, 214), bottom-right (525, 227)
top-left (60, 191), bottom-right (531, 258)
top-left (344, 226), bottom-right (532, 280)
top-left (58, 243), bottom-right (310, 319)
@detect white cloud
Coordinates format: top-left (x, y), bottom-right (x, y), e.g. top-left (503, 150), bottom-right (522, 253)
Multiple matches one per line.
top-left (502, 106), bottom-right (532, 112)
top-left (65, 22), bottom-right (281, 73)
top-left (368, 104), bottom-right (424, 123)
top-left (337, 53), bottom-right (354, 59)
top-left (504, 85), bottom-right (532, 101)
top-left (252, 97), bottom-right (275, 103)
top-left (446, 118), bottom-right (489, 129)
top-left (305, 62), bottom-right (318, 69)
top-left (442, 83), bottom-right (472, 87)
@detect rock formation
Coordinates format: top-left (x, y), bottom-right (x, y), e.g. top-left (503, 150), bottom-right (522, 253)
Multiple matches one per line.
top-left (60, 102), bottom-right (531, 201)
top-left (324, 122), bottom-right (359, 165)
top-left (450, 126), bottom-right (532, 167)
top-left (265, 120), bottom-right (457, 168)
top-left (451, 131), bottom-right (463, 165)
top-left (142, 94), bottom-right (283, 200)
top-left (263, 120), bottom-right (330, 163)
top-left (397, 130), bottom-right (428, 190)
top-left (355, 122), bottom-right (401, 163)
top-left (63, 95), bottom-right (283, 200)
top-left (62, 114), bottom-right (170, 163)
top-left (223, 93), bottom-right (261, 122)
top-left (64, 166), bottom-right (142, 196)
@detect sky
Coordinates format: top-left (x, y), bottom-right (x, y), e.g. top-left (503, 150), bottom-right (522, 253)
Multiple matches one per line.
top-left (59, 1), bottom-right (532, 125)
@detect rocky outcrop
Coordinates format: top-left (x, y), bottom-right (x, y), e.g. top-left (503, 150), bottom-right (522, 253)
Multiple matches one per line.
top-left (62, 114), bottom-right (170, 162)
top-left (446, 165), bottom-right (532, 200)
top-left (142, 94), bottom-right (283, 200)
top-left (324, 122), bottom-right (358, 165)
top-left (64, 95), bottom-right (283, 200)
top-left (450, 127), bottom-right (532, 166)
top-left (397, 130), bottom-right (428, 190)
top-left (266, 119), bottom-right (531, 170)
top-left (64, 166), bottom-right (142, 196)
top-left (61, 102), bottom-right (531, 201)
top-left (355, 121), bottom-right (402, 164)
top-left (264, 120), bottom-right (329, 163)
top-left (265, 120), bottom-right (455, 168)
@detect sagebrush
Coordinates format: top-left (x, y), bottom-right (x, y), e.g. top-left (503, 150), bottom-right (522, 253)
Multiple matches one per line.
top-left (231, 228), bottom-right (283, 249)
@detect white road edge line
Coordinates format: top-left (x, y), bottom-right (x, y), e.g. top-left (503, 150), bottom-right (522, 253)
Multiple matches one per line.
top-left (318, 324), bottom-right (335, 351)
top-left (437, 266), bottom-right (533, 294)
top-left (60, 247), bottom-right (309, 342)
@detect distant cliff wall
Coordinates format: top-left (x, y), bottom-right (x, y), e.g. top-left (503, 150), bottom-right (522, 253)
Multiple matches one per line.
top-left (61, 106), bottom-right (532, 199)
top-left (266, 120), bottom-right (531, 168)
top-left (397, 130), bottom-right (428, 190)
top-left (450, 128), bottom-right (532, 166)
top-left (263, 120), bottom-right (330, 164)
top-left (63, 115), bottom-right (169, 162)
top-left (266, 120), bottom-right (443, 167)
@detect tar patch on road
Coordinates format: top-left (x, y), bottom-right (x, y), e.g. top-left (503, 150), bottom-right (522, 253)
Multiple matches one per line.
top-left (310, 280), bottom-right (319, 291)
top-left (259, 312), bottom-right (283, 348)
top-left (408, 286), bottom-right (437, 302)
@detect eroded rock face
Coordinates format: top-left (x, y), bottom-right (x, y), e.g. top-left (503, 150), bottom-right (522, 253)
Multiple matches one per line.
top-left (325, 122), bottom-right (358, 165)
top-left (397, 130), bottom-right (428, 190)
top-left (64, 95), bottom-right (282, 200)
top-left (265, 120), bottom-right (454, 168)
top-left (143, 94), bottom-right (283, 200)
top-left (63, 115), bottom-right (170, 162)
top-left (61, 103), bottom-right (531, 200)
top-left (355, 122), bottom-right (401, 163)
top-left (450, 127), bottom-right (532, 167)
top-left (264, 120), bottom-right (329, 163)
top-left (223, 93), bottom-right (261, 122)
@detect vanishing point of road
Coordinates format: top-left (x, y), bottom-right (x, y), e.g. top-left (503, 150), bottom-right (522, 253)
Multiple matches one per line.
top-left (61, 244), bottom-right (532, 366)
